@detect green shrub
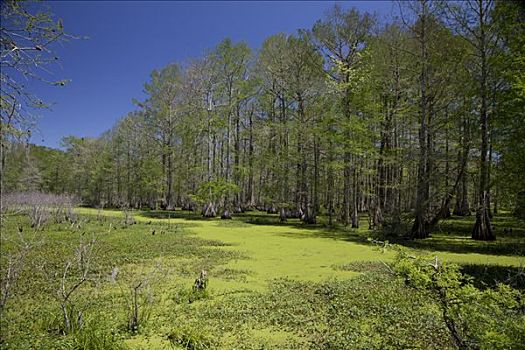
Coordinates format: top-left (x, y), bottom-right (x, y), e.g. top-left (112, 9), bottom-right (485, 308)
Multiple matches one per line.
top-left (393, 250), bottom-right (525, 349)
top-left (167, 325), bottom-right (215, 350)
top-left (70, 326), bottom-right (125, 350)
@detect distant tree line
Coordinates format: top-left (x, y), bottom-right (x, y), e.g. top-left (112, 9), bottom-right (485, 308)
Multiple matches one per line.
top-left (3, 1), bottom-right (524, 240)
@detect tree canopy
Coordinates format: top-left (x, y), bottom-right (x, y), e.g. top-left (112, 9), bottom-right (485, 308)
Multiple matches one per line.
top-left (3, 0), bottom-right (525, 239)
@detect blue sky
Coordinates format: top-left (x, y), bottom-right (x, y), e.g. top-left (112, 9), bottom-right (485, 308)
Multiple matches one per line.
top-left (29, 1), bottom-right (396, 148)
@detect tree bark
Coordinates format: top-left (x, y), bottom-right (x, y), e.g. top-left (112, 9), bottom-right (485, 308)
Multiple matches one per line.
top-left (472, 0), bottom-right (495, 240)
top-left (351, 164), bottom-right (359, 228)
top-left (412, 3), bottom-right (431, 239)
top-left (454, 116), bottom-right (471, 216)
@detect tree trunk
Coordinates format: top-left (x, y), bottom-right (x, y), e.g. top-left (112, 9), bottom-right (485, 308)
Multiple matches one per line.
top-left (454, 115), bottom-right (471, 216)
top-left (442, 119), bottom-right (451, 218)
top-left (166, 142), bottom-right (173, 210)
top-left (313, 137), bottom-right (320, 214)
top-left (342, 155), bottom-right (351, 226)
top-left (234, 103), bottom-right (241, 207)
top-left (247, 108), bottom-right (255, 206)
top-left (351, 164), bottom-right (359, 228)
top-left (472, 0), bottom-right (495, 240)
top-left (487, 130), bottom-right (493, 218)
top-left (412, 5), bottom-right (431, 239)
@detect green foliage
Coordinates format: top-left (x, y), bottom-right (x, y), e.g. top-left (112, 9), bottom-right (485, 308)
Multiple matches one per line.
top-left (192, 275), bottom-right (452, 349)
top-left (3, 1), bottom-right (525, 348)
top-left (2, 144), bottom-right (70, 193)
top-left (393, 251), bottom-right (525, 349)
top-left (173, 286), bottom-right (209, 305)
top-left (168, 325), bottom-right (216, 350)
top-left (191, 178), bottom-right (239, 205)
top-left (334, 260), bottom-right (390, 274)
top-left (491, 0), bottom-right (525, 208)
top-left (65, 317), bottom-right (126, 350)
top-left (2, 209), bottom-right (524, 349)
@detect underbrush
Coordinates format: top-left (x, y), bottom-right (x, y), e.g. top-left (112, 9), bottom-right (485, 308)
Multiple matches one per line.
top-left (0, 214), bottom-right (242, 349)
top-left (1, 212), bottom-right (523, 349)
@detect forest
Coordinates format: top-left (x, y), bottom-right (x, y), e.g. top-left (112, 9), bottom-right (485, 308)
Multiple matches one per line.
top-left (1, 0), bottom-right (525, 349)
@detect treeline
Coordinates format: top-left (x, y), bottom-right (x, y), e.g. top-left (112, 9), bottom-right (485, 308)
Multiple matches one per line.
top-left (3, 1), bottom-right (524, 240)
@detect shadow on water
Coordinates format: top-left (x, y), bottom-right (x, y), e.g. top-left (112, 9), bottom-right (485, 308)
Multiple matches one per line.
top-left (391, 215), bottom-right (525, 257)
top-left (131, 209), bottom-right (525, 290)
top-left (242, 212), bottom-right (525, 257)
top-left (394, 233), bottom-right (525, 257)
top-left (138, 209), bottom-right (374, 247)
top-left (460, 264), bottom-right (525, 292)
top-left (273, 229), bottom-right (375, 249)
top-left (137, 209), bottom-right (525, 257)
top-left (140, 210), bottom-right (203, 221)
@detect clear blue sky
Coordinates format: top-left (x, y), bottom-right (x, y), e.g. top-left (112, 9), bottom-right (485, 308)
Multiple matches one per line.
top-left (30, 1), bottom-right (396, 148)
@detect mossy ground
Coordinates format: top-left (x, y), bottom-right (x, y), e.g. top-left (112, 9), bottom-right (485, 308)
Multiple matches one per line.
top-left (1, 208), bottom-right (523, 349)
